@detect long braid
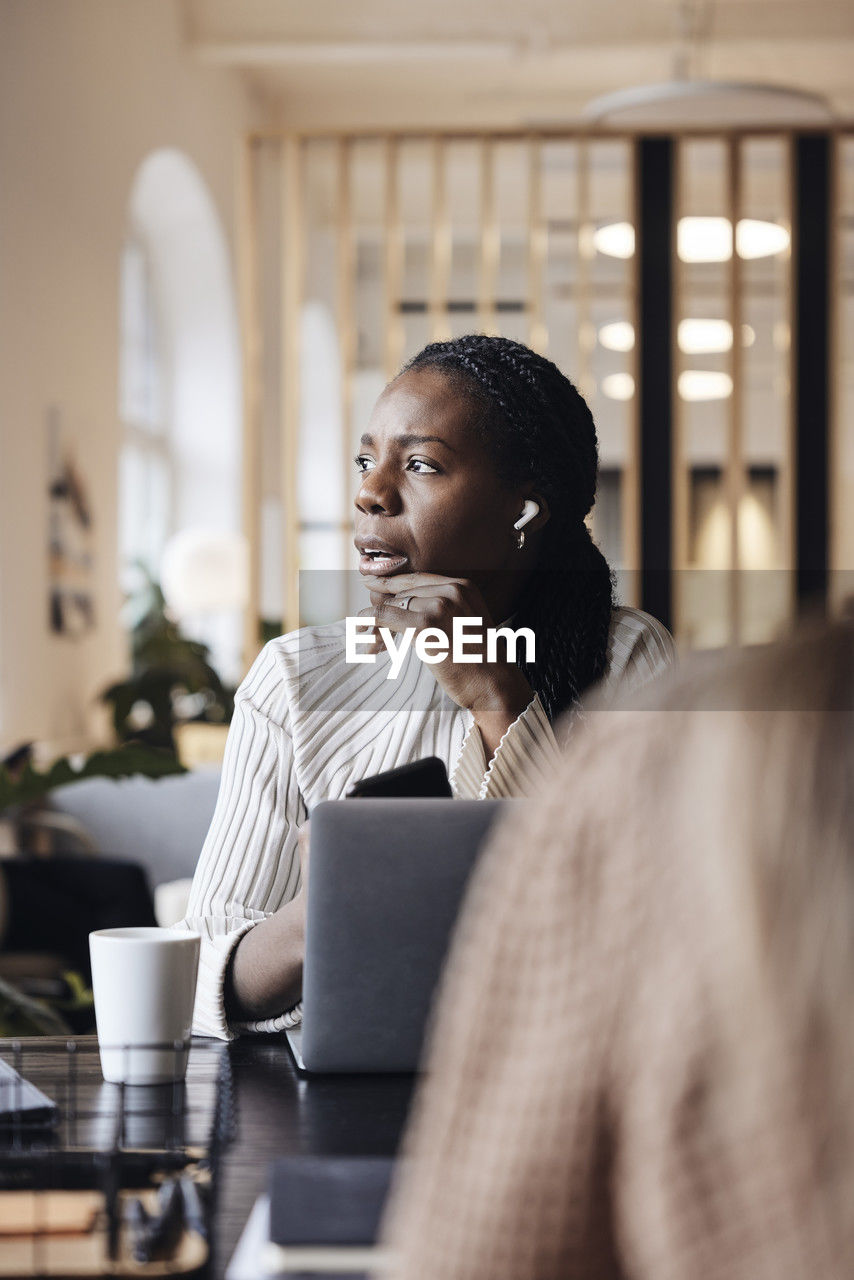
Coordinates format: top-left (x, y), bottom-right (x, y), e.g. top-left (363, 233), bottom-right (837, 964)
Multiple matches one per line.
top-left (404, 335), bottom-right (614, 722)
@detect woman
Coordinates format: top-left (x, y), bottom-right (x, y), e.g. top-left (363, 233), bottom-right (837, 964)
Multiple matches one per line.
top-left (180, 335), bottom-right (673, 1039)
top-left (382, 621), bottom-right (854, 1279)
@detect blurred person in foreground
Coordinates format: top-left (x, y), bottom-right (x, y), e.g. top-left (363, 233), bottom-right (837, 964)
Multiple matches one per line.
top-left (382, 619), bottom-right (854, 1280)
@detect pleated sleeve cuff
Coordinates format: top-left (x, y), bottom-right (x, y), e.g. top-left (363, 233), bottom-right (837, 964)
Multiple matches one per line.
top-left (450, 695), bottom-right (562, 800)
top-left (450, 716), bottom-right (490, 798)
top-left (183, 920), bottom-right (256, 1041)
top-left (230, 1001), bottom-right (303, 1036)
top-left (181, 920), bottom-right (306, 1041)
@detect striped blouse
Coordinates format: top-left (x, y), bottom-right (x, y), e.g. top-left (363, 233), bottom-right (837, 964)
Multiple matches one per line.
top-left (179, 606), bottom-right (674, 1039)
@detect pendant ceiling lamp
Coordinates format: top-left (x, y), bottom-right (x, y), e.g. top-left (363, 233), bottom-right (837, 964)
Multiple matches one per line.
top-left (583, 3), bottom-right (833, 405)
top-left (583, 0), bottom-right (831, 130)
top-left (581, 7), bottom-right (831, 263)
top-left (583, 79), bottom-right (832, 131)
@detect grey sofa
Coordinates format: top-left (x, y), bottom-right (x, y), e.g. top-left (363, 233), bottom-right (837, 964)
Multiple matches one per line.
top-left (49, 768), bottom-right (221, 924)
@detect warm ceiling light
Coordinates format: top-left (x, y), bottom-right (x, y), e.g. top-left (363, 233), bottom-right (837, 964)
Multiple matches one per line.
top-left (600, 319), bottom-right (756, 354)
top-left (592, 222), bottom-right (635, 259)
top-left (678, 319), bottom-right (732, 354)
top-left (678, 370), bottom-right (734, 401)
top-left (598, 321), bottom-right (635, 352)
top-left (601, 372), bottom-right (635, 401)
top-left (594, 217), bottom-right (790, 263)
top-left (736, 219), bottom-right (790, 259)
top-left (678, 217), bottom-right (732, 263)
top-left (677, 216), bottom-right (789, 262)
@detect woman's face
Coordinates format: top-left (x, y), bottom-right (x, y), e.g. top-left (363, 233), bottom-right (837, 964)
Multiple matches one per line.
top-left (353, 367), bottom-right (531, 585)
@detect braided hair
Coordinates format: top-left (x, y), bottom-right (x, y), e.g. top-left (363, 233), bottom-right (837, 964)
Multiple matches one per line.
top-left (403, 334), bottom-right (614, 722)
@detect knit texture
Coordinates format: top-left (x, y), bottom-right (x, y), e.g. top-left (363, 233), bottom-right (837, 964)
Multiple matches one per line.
top-left (383, 682), bottom-right (848, 1279)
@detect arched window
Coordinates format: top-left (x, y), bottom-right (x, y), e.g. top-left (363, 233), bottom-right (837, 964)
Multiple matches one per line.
top-left (118, 231), bottom-right (172, 586)
top-left (117, 149), bottom-right (241, 679)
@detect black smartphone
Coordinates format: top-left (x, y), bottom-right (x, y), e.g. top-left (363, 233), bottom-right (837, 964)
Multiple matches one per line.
top-left (346, 756), bottom-right (452, 799)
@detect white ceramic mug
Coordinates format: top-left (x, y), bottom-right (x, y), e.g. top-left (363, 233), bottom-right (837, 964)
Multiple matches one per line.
top-left (89, 927), bottom-right (201, 1085)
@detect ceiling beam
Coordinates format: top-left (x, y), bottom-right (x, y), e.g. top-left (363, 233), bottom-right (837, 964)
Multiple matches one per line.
top-left (193, 40), bottom-right (520, 66)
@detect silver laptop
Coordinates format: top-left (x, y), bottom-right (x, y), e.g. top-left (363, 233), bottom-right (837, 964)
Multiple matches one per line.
top-left (286, 798), bottom-right (513, 1073)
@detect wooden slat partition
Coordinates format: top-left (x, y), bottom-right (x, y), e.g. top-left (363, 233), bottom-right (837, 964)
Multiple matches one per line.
top-left (477, 139), bottom-right (498, 335)
top-left (622, 141), bottom-right (641, 603)
top-left (336, 138), bottom-right (356, 571)
top-left (828, 135), bottom-right (844, 611)
top-left (280, 137), bottom-right (303, 633)
top-left (779, 137), bottom-right (795, 611)
top-left (237, 136), bottom-right (262, 668)
top-left (527, 138), bottom-right (548, 355)
top-left (726, 136), bottom-right (745, 643)
top-left (236, 125), bottom-right (851, 644)
top-left (576, 139), bottom-right (593, 404)
top-left (383, 138), bottom-right (404, 381)
top-left (429, 138), bottom-right (452, 343)
top-left (670, 140), bottom-right (687, 639)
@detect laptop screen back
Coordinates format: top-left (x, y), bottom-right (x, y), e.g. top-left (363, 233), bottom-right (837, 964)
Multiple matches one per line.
top-left (300, 799), bottom-right (512, 1072)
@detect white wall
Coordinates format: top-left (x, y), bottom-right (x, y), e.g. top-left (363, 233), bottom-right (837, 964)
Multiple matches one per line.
top-left (0, 0), bottom-right (259, 754)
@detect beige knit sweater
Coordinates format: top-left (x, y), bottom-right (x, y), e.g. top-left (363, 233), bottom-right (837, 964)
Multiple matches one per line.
top-left (383, 635), bottom-right (854, 1279)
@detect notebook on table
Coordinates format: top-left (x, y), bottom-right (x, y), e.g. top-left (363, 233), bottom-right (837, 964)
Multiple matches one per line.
top-left (0, 1057), bottom-right (59, 1130)
top-left (287, 798), bottom-right (514, 1074)
top-left (226, 1156), bottom-right (398, 1279)
top-left (266, 1155), bottom-right (394, 1273)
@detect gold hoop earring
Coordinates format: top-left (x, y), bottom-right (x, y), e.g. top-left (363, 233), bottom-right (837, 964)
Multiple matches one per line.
top-left (515, 529), bottom-right (526, 551)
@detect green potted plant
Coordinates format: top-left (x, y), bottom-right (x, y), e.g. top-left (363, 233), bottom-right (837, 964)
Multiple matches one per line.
top-left (100, 571), bottom-right (234, 757)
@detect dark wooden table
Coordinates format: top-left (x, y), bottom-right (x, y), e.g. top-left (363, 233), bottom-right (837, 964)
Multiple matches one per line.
top-left (217, 1035), bottom-right (414, 1275)
top-left (0, 1035), bottom-right (416, 1277)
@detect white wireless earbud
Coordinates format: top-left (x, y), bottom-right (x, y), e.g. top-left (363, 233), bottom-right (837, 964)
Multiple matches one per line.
top-left (513, 499), bottom-right (540, 531)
